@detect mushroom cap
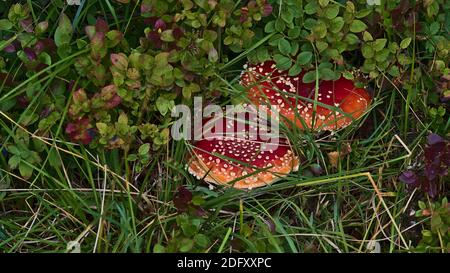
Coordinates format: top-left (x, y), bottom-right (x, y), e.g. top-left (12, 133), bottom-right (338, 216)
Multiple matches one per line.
top-left (188, 114), bottom-right (299, 189)
top-left (240, 61), bottom-right (372, 131)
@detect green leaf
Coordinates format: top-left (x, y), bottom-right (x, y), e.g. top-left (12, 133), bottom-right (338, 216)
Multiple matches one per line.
top-left (182, 86), bottom-right (191, 99)
top-left (288, 63), bottom-right (302, 76)
top-left (154, 52), bottom-right (169, 67)
top-left (48, 148), bottom-right (62, 168)
top-left (127, 154), bottom-right (138, 162)
top-left (363, 31), bottom-right (373, 42)
top-left (428, 22), bottom-right (440, 35)
top-left (326, 48), bottom-right (340, 60)
top-left (0, 19), bottom-right (13, 30)
top-left (194, 234), bottom-right (210, 248)
top-left (335, 41), bottom-right (346, 52)
top-left (96, 123), bottom-right (109, 135)
top-left (397, 54), bottom-right (412, 65)
top-left (374, 48), bottom-right (390, 63)
top-left (203, 30), bottom-right (217, 41)
top-left (76, 39), bottom-right (88, 49)
top-left (35, 21), bottom-right (49, 35)
top-left (278, 38), bottom-right (291, 55)
top-left (139, 143), bottom-right (150, 156)
top-left (361, 44), bottom-right (374, 58)
top-left (19, 161), bottom-right (33, 179)
top-left (118, 112), bottom-right (128, 125)
top-left (345, 33), bottom-right (360, 45)
top-left (153, 244), bottom-right (166, 253)
top-left (305, 2), bottom-right (319, 14)
top-left (273, 54), bottom-right (292, 70)
top-left (319, 0), bottom-right (330, 7)
top-left (346, 2), bottom-right (356, 14)
top-left (156, 96), bottom-right (174, 116)
top-left (290, 41), bottom-right (299, 55)
top-left (400, 37), bottom-right (412, 49)
top-left (313, 20), bottom-right (327, 38)
top-left (7, 146), bottom-right (20, 155)
top-left (388, 42), bottom-right (399, 53)
top-left (268, 34), bottom-right (283, 46)
top-left (342, 71), bottom-right (354, 80)
top-left (297, 51), bottom-right (313, 65)
top-left (281, 9), bottom-right (294, 24)
top-left (349, 20), bottom-right (367, 33)
top-left (324, 5), bottom-right (340, 19)
top-left (329, 17), bottom-right (344, 33)
top-left (182, 82), bottom-right (200, 99)
top-left (315, 41), bottom-right (328, 52)
top-left (431, 214), bottom-right (443, 232)
top-left (208, 47), bottom-right (218, 62)
top-left (361, 59), bottom-right (376, 73)
top-left (287, 27), bottom-right (301, 39)
top-left (373, 38), bottom-right (387, 51)
top-left (419, 200), bottom-right (427, 209)
top-left (304, 18), bottom-right (317, 30)
top-left (355, 9), bottom-right (372, 19)
top-left (160, 29), bottom-right (175, 42)
top-left (54, 13), bottom-right (73, 47)
top-left (275, 18), bottom-right (285, 32)
top-left (302, 70), bottom-right (317, 83)
top-left (179, 238), bottom-right (194, 252)
top-left (256, 47), bottom-right (270, 62)
top-left (318, 62), bottom-right (333, 70)
top-left (223, 36), bottom-right (234, 45)
top-left (8, 155), bottom-right (20, 170)
top-left (319, 67), bottom-right (336, 80)
top-left (388, 66), bottom-right (400, 77)
top-left (264, 20), bottom-right (275, 33)
top-left (192, 195), bottom-right (204, 206)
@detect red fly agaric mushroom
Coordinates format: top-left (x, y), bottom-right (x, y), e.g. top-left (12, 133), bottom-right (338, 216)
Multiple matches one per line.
top-left (240, 61), bottom-right (371, 131)
top-left (188, 113), bottom-right (299, 189)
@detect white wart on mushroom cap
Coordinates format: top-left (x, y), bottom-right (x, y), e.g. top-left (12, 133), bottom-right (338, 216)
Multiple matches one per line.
top-left (188, 113), bottom-right (299, 189)
top-left (240, 61), bottom-right (372, 131)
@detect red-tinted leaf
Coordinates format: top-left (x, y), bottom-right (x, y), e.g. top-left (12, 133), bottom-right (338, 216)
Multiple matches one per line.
top-left (421, 178), bottom-right (437, 198)
top-left (173, 186), bottom-right (193, 212)
top-left (263, 4), bottom-right (273, 16)
top-left (147, 31), bottom-right (163, 48)
top-left (66, 117), bottom-right (95, 145)
top-left (16, 96), bottom-right (29, 108)
top-left (20, 19), bottom-right (33, 33)
top-left (67, 80), bottom-right (77, 92)
top-left (0, 73), bottom-right (16, 86)
top-left (105, 95), bottom-right (122, 109)
top-left (399, 170), bottom-right (420, 186)
top-left (110, 53), bottom-right (128, 70)
top-left (141, 3), bottom-right (152, 15)
top-left (34, 38), bottom-right (56, 55)
top-left (310, 164), bottom-right (323, 176)
top-left (72, 88), bottom-right (88, 103)
top-left (95, 18), bottom-right (109, 33)
top-left (172, 27), bottom-right (184, 39)
top-left (191, 205), bottom-right (207, 217)
top-left (427, 134), bottom-right (445, 145)
top-left (23, 47), bottom-right (37, 61)
top-left (4, 43), bottom-right (16, 53)
top-left (90, 32), bottom-right (106, 60)
top-left (154, 19), bottom-right (166, 31)
top-left (34, 63), bottom-right (48, 72)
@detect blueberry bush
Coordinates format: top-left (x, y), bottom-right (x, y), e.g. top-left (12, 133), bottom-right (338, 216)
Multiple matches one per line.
top-left (0, 0), bottom-right (448, 253)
